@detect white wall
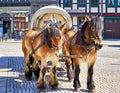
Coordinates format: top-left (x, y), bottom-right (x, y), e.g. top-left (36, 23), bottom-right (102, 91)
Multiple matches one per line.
top-left (107, 8), bottom-right (115, 13)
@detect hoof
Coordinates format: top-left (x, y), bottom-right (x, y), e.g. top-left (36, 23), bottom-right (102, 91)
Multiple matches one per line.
top-left (50, 83), bottom-right (58, 89)
top-left (37, 85), bottom-right (46, 89)
top-left (37, 84), bottom-right (46, 89)
top-left (37, 82), bottom-right (47, 89)
top-left (74, 87), bottom-right (80, 92)
top-left (89, 89), bottom-right (96, 93)
top-left (68, 78), bottom-right (73, 82)
top-left (33, 71), bottom-right (40, 79)
top-left (25, 71), bottom-right (32, 80)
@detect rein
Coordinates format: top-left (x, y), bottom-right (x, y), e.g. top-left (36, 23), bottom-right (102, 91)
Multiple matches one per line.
top-left (29, 22), bottom-right (50, 56)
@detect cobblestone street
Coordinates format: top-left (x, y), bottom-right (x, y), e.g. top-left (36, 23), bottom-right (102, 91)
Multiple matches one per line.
top-left (0, 40), bottom-right (120, 93)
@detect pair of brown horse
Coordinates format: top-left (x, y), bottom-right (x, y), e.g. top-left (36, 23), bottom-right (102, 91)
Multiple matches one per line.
top-left (22, 16), bottom-right (103, 92)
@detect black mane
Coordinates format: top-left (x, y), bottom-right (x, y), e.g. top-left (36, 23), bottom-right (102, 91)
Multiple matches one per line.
top-left (80, 21), bottom-right (88, 36)
top-left (76, 21), bottom-right (88, 45)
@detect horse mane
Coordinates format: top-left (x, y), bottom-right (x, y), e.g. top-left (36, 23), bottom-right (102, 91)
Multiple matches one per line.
top-left (76, 21), bottom-right (88, 45)
top-left (94, 16), bottom-right (103, 32)
top-left (79, 21), bottom-right (88, 36)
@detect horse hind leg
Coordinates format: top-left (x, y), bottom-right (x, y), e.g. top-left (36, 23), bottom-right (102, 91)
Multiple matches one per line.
top-left (32, 60), bottom-right (40, 79)
top-left (24, 55), bottom-right (33, 80)
top-left (29, 55), bottom-right (40, 79)
top-left (25, 64), bottom-right (32, 80)
top-left (49, 61), bottom-right (58, 89)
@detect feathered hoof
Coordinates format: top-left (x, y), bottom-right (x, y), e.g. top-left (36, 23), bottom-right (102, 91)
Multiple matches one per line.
top-left (25, 71), bottom-right (32, 80)
top-left (51, 83), bottom-right (58, 89)
top-left (33, 70), bottom-right (40, 79)
top-left (89, 89), bottom-right (96, 93)
top-left (37, 82), bottom-right (47, 89)
top-left (68, 78), bottom-right (73, 82)
top-left (74, 87), bottom-right (80, 92)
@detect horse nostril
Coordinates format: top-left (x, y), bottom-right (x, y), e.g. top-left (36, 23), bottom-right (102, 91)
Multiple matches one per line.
top-left (99, 44), bottom-right (103, 49)
top-left (94, 40), bottom-right (99, 45)
top-left (96, 44), bottom-right (103, 50)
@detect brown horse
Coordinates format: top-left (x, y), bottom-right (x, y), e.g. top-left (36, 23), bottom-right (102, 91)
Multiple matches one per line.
top-left (22, 18), bottom-right (65, 89)
top-left (63, 16), bottom-right (103, 92)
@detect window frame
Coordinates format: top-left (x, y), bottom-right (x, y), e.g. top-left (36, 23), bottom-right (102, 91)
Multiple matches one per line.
top-left (63, 0), bottom-right (72, 8)
top-left (90, 0), bottom-right (99, 7)
top-left (117, 0), bottom-right (120, 7)
top-left (107, 0), bottom-right (115, 7)
top-left (77, 0), bottom-right (86, 7)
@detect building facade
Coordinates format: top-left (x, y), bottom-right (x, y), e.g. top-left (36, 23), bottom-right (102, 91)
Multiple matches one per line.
top-left (0, 0), bottom-right (58, 39)
top-left (0, 0), bottom-right (120, 39)
top-left (0, 0), bottom-right (31, 39)
top-left (60, 0), bottom-right (120, 38)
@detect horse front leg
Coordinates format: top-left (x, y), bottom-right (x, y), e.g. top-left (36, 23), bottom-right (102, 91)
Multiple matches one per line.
top-left (87, 58), bottom-right (96, 93)
top-left (49, 60), bottom-right (58, 89)
top-left (37, 59), bottom-right (47, 89)
top-left (65, 58), bottom-right (74, 82)
top-left (73, 58), bottom-right (81, 91)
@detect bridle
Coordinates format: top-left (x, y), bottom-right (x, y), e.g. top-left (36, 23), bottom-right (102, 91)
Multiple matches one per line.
top-left (86, 19), bottom-right (103, 50)
top-left (74, 19), bottom-right (102, 53)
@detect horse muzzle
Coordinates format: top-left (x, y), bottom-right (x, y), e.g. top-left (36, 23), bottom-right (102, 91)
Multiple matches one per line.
top-left (95, 44), bottom-right (103, 50)
top-left (94, 40), bottom-right (103, 50)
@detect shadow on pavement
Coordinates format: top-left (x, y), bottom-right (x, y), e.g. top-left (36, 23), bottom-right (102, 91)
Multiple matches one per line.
top-left (108, 45), bottom-right (120, 47)
top-left (0, 56), bottom-right (81, 93)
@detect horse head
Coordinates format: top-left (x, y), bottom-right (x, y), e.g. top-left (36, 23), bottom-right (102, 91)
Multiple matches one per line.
top-left (84, 16), bottom-right (103, 49)
top-left (45, 16), bottom-right (64, 50)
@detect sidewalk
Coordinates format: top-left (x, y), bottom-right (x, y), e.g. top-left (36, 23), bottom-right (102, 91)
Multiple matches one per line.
top-left (1, 38), bottom-right (120, 45)
top-left (1, 39), bottom-right (22, 43)
top-left (103, 39), bottom-right (120, 46)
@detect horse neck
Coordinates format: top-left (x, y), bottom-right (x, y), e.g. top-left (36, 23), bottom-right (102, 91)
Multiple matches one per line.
top-left (83, 28), bottom-right (92, 45)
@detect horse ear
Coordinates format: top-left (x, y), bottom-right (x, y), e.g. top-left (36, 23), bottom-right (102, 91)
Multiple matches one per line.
top-left (59, 23), bottom-right (66, 30)
top-left (99, 16), bottom-right (104, 21)
top-left (86, 16), bottom-right (92, 22)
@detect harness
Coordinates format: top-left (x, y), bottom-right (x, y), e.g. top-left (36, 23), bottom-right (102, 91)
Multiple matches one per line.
top-left (29, 27), bottom-right (47, 57)
top-left (76, 29), bottom-right (95, 53)
top-left (29, 23), bottom-right (63, 57)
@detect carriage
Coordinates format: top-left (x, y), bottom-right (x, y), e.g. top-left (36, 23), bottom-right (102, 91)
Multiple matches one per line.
top-left (31, 5), bottom-right (72, 32)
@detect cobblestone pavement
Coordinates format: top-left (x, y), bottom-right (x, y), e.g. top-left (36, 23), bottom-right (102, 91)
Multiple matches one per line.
top-left (0, 40), bottom-right (120, 93)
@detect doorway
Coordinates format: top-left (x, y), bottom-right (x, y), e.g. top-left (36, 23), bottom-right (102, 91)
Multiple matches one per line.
top-left (3, 20), bottom-right (11, 38)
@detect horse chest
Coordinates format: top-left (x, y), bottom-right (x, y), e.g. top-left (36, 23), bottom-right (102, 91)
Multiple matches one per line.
top-left (45, 53), bottom-right (58, 62)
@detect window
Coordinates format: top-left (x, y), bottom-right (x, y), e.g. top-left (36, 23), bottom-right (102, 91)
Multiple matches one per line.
top-left (118, 0), bottom-right (120, 6)
top-left (108, 0), bottom-right (114, 6)
top-left (78, 0), bottom-right (86, 7)
top-left (63, 0), bottom-right (72, 7)
top-left (91, 0), bottom-right (98, 7)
